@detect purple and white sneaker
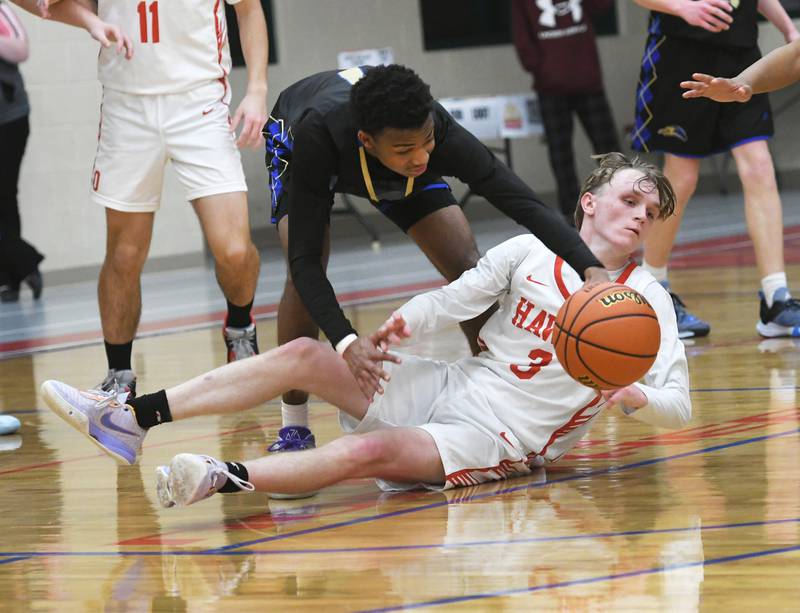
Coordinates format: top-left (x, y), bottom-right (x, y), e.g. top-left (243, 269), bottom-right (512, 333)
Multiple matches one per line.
top-left (41, 380), bottom-right (146, 465)
top-left (266, 426), bottom-right (317, 499)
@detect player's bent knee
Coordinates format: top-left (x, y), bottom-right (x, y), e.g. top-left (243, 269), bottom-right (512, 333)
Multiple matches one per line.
top-left (280, 337), bottom-right (329, 375)
top-left (216, 243), bottom-right (252, 270)
top-left (335, 434), bottom-right (391, 474)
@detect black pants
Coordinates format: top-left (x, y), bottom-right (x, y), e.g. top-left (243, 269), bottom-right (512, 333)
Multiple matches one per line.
top-left (538, 92), bottom-right (620, 220)
top-left (0, 115), bottom-right (43, 287)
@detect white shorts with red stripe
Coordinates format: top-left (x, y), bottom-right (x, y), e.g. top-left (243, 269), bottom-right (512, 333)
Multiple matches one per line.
top-left (339, 354), bottom-right (542, 492)
top-left (91, 80), bottom-right (246, 212)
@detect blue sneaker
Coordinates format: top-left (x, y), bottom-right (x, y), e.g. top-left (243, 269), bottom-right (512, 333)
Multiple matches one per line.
top-left (41, 380), bottom-right (146, 465)
top-left (660, 281), bottom-right (711, 339)
top-left (757, 288), bottom-right (800, 338)
top-left (266, 426), bottom-right (317, 499)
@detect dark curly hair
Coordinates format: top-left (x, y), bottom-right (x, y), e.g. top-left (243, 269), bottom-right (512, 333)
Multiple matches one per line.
top-left (350, 64), bottom-right (433, 135)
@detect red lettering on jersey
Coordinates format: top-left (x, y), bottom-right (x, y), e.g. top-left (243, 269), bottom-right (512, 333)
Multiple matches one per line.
top-left (511, 297), bottom-right (535, 328)
top-left (523, 309), bottom-right (556, 341)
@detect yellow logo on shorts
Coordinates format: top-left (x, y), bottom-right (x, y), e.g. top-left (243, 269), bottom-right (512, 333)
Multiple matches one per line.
top-left (657, 125), bottom-right (688, 142)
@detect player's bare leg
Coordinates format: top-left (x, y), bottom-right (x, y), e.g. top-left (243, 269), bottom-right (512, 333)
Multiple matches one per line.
top-left (193, 192), bottom-right (260, 306)
top-left (97, 208), bottom-right (155, 393)
top-left (731, 140), bottom-right (800, 336)
top-left (164, 338), bottom-right (367, 420)
top-left (243, 428), bottom-right (444, 495)
top-left (730, 140), bottom-right (784, 278)
top-left (409, 205), bottom-right (493, 354)
top-left (642, 154), bottom-right (700, 269)
top-left (642, 154), bottom-right (710, 338)
top-left (158, 426), bottom-right (445, 506)
top-left (193, 192), bottom-right (261, 361)
top-left (99, 209), bottom-right (155, 344)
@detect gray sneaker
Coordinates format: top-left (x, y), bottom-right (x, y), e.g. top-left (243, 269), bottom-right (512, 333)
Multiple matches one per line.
top-left (156, 453), bottom-right (255, 508)
top-left (223, 321), bottom-right (259, 363)
top-left (41, 380), bottom-right (146, 465)
top-left (98, 369), bottom-right (137, 402)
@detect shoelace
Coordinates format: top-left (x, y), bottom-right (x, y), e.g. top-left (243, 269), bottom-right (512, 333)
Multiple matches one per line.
top-left (84, 387), bottom-right (122, 409)
top-left (228, 335), bottom-right (256, 359)
top-left (206, 457), bottom-right (255, 492)
top-left (779, 297), bottom-right (800, 312)
top-left (268, 429), bottom-right (314, 452)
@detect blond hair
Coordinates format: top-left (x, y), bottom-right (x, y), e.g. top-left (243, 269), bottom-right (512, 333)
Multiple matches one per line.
top-left (574, 152), bottom-right (676, 229)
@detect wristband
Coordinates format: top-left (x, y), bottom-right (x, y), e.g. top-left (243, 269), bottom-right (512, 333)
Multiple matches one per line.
top-left (335, 334), bottom-right (358, 356)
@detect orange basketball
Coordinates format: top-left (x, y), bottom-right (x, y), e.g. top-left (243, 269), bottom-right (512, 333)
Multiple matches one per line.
top-left (552, 282), bottom-right (660, 390)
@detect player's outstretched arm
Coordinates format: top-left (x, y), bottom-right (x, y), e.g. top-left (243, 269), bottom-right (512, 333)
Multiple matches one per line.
top-left (633, 0), bottom-right (732, 33)
top-left (683, 40), bottom-right (800, 101)
top-left (681, 74), bottom-right (753, 103)
top-left (231, 0), bottom-right (269, 149)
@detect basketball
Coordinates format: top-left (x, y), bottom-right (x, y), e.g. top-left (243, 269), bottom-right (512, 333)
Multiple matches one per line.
top-left (552, 282), bottom-right (660, 390)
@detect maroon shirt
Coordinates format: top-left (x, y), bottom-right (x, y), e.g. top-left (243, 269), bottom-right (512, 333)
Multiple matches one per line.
top-left (511, 0), bottom-right (612, 96)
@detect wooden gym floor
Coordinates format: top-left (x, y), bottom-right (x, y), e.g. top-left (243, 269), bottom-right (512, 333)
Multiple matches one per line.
top-left (2, 213), bottom-right (800, 610)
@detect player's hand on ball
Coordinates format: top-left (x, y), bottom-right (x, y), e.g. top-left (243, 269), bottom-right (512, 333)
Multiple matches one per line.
top-left (582, 266), bottom-right (610, 288)
top-left (370, 312), bottom-right (410, 351)
top-left (681, 73), bottom-right (752, 103)
top-left (601, 386), bottom-right (648, 411)
top-left (88, 20), bottom-right (134, 60)
top-left (343, 336), bottom-right (401, 400)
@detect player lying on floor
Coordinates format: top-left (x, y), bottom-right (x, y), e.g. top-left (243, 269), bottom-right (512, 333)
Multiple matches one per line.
top-left (41, 152), bottom-right (691, 506)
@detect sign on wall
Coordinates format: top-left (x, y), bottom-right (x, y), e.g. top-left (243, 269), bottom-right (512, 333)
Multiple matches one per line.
top-left (337, 47), bottom-right (395, 70)
top-left (439, 94), bottom-right (543, 140)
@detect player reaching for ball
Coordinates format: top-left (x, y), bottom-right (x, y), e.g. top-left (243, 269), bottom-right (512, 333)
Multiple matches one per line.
top-left (40, 152), bottom-right (691, 505)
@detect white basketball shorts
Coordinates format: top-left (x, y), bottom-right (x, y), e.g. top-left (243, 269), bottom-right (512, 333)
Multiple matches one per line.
top-left (339, 354), bottom-right (538, 491)
top-left (90, 80), bottom-right (247, 212)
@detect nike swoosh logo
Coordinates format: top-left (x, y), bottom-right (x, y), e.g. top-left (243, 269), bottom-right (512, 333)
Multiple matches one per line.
top-left (99, 411), bottom-right (138, 437)
top-left (202, 108), bottom-right (214, 116)
top-left (526, 275), bottom-right (547, 286)
top-left (499, 431), bottom-right (515, 448)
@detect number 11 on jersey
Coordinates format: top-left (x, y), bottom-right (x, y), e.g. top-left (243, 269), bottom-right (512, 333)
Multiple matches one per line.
top-left (137, 1), bottom-right (160, 43)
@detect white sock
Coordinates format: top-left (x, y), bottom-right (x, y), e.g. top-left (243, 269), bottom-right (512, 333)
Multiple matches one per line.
top-left (281, 401), bottom-right (309, 428)
top-left (642, 261), bottom-right (668, 283)
top-left (762, 272), bottom-right (789, 307)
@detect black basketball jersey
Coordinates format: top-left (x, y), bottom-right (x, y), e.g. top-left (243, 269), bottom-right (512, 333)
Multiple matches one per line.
top-left (269, 66), bottom-right (601, 347)
top-left (653, 0), bottom-right (758, 48)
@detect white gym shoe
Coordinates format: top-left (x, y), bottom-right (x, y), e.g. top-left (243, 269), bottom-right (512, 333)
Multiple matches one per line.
top-left (223, 320), bottom-right (259, 363)
top-left (41, 379), bottom-right (146, 465)
top-left (156, 454), bottom-right (255, 508)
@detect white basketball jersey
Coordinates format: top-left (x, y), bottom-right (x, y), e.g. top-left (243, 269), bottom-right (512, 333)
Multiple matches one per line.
top-left (97, 0), bottom-right (240, 95)
top-left (398, 234), bottom-right (690, 462)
